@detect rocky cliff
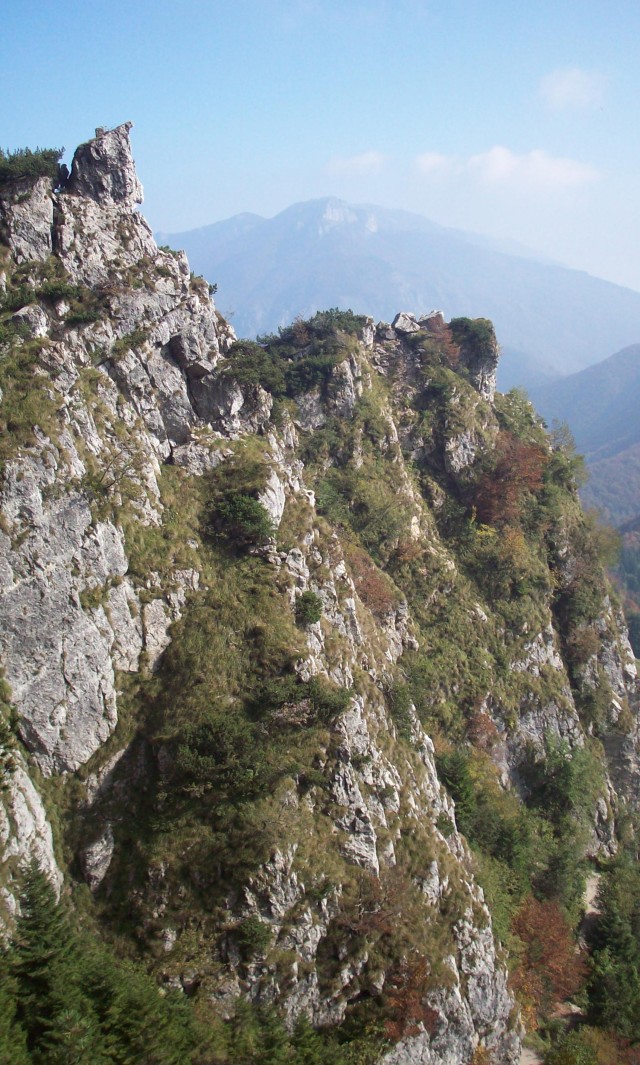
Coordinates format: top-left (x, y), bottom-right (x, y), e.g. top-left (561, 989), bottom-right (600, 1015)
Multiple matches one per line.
top-left (0, 125), bottom-right (638, 1064)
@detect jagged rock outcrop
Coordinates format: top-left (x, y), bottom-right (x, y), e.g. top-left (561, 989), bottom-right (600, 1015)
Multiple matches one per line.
top-left (66, 123), bottom-right (143, 206)
top-left (0, 176), bottom-right (54, 263)
top-left (1, 124), bottom-right (638, 1064)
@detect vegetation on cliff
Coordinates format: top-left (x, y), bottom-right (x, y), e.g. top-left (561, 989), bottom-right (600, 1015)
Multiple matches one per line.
top-left (1, 130), bottom-right (638, 1065)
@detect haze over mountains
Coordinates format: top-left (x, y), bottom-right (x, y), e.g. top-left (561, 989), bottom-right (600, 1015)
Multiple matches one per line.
top-left (531, 343), bottom-right (640, 526)
top-left (158, 197), bottom-right (640, 391)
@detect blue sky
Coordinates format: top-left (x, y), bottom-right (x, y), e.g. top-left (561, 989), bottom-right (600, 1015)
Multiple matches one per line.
top-left (3, 0), bottom-right (640, 290)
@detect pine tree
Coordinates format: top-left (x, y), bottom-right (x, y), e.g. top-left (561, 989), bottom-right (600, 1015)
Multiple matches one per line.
top-left (0, 956), bottom-right (30, 1065)
top-left (11, 861), bottom-right (103, 1064)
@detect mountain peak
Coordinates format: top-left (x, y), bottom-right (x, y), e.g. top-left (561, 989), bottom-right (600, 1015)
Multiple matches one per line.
top-left (67, 121), bottom-right (142, 207)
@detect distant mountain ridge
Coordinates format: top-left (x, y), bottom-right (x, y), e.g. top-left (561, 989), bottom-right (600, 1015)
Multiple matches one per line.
top-left (158, 197), bottom-right (640, 390)
top-left (531, 343), bottom-right (640, 526)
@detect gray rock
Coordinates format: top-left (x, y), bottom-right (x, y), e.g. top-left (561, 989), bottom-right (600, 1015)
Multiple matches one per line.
top-left (0, 176), bottom-right (53, 263)
top-left (392, 312), bottom-right (421, 335)
top-left (66, 122), bottom-right (143, 206)
top-left (80, 824), bottom-right (115, 890)
top-left (0, 755), bottom-right (63, 916)
top-left (259, 469), bottom-right (287, 529)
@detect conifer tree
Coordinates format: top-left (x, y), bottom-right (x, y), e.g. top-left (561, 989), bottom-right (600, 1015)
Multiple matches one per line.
top-left (0, 958), bottom-right (29, 1065)
top-left (10, 862), bottom-right (103, 1064)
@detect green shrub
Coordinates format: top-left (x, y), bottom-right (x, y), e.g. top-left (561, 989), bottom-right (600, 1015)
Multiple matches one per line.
top-left (0, 284), bottom-right (36, 313)
top-left (236, 916), bottom-right (272, 959)
top-left (174, 710), bottom-right (269, 799)
top-left (38, 278), bottom-right (79, 302)
top-left (222, 340), bottom-right (286, 395)
top-left (295, 590), bottom-right (323, 626)
top-left (251, 673), bottom-right (350, 726)
top-left (111, 328), bottom-right (148, 360)
top-left (0, 672), bottom-right (18, 792)
top-left (448, 316), bottom-right (495, 361)
top-left (211, 491), bottom-right (275, 546)
top-left (588, 853), bottom-right (640, 1041)
top-left (226, 308), bottom-right (368, 403)
top-left (388, 683), bottom-right (413, 740)
top-left (65, 304), bottom-right (101, 326)
top-left (0, 146), bottom-right (64, 185)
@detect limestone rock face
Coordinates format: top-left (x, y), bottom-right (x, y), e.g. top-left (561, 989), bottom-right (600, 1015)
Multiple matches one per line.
top-left (0, 126), bottom-right (232, 776)
top-left (0, 459), bottom-right (121, 773)
top-left (0, 176), bottom-right (54, 263)
top-left (0, 754), bottom-right (63, 919)
top-left (67, 123), bottom-right (143, 206)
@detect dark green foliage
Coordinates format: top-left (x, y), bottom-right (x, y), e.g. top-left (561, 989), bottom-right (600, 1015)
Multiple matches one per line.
top-left (210, 489), bottom-right (275, 545)
top-left (0, 285), bottom-right (36, 314)
top-left (250, 673), bottom-right (350, 726)
top-left (10, 862), bottom-right (97, 1064)
top-left (222, 340), bottom-right (286, 395)
top-left (519, 737), bottom-right (602, 907)
top-left (2, 867), bottom-right (383, 1064)
top-left (64, 301), bottom-right (102, 326)
top-left (522, 737), bottom-right (602, 827)
top-left (296, 590), bottom-right (323, 626)
top-left (236, 915), bottom-right (273, 959)
top-left (435, 750), bottom-right (477, 836)
top-left (588, 852), bottom-right (640, 1040)
top-left (259, 308), bottom-right (367, 346)
top-left (219, 1001), bottom-right (381, 1065)
top-left (223, 309), bottom-right (367, 402)
top-left (0, 672), bottom-right (18, 791)
top-left (387, 683), bottom-right (413, 740)
top-left (173, 709), bottom-right (269, 799)
top-left (0, 963), bottom-right (29, 1065)
top-left (434, 735), bottom-right (604, 940)
top-left (0, 147), bottom-right (64, 186)
top-left (448, 316), bottom-right (495, 360)
top-left (5, 863), bottom-right (205, 1064)
top-left (38, 278), bottom-right (79, 302)
top-left (543, 1027), bottom-right (598, 1064)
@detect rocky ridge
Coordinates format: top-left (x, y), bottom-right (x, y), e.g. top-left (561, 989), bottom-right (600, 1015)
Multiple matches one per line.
top-left (0, 125), bottom-right (638, 1064)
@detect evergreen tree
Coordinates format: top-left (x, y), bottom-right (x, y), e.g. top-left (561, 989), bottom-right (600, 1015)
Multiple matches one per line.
top-left (12, 863), bottom-right (78, 1051)
top-left (0, 957), bottom-right (29, 1065)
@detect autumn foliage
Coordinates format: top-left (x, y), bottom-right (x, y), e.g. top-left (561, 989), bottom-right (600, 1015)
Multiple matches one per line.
top-left (384, 956), bottom-right (440, 1041)
top-left (466, 708), bottom-right (500, 750)
top-left (347, 545), bottom-right (399, 616)
top-left (427, 319), bottom-right (461, 368)
top-left (474, 431), bottom-right (547, 526)
top-left (511, 896), bottom-right (586, 1025)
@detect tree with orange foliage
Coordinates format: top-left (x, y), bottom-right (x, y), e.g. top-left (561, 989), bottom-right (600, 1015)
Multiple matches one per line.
top-left (384, 955), bottom-right (440, 1041)
top-left (474, 431), bottom-right (547, 527)
top-left (511, 896), bottom-right (586, 1024)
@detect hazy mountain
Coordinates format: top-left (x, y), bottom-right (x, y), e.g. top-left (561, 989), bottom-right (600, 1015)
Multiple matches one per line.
top-left (158, 197), bottom-right (640, 390)
top-left (531, 343), bottom-right (640, 525)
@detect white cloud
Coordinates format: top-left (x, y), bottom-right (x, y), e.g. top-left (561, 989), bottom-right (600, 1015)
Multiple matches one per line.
top-left (539, 67), bottom-right (607, 110)
top-left (415, 146), bottom-right (599, 192)
top-left (468, 146), bottom-right (599, 189)
top-left (415, 151), bottom-right (453, 176)
top-left (325, 151), bottom-right (386, 177)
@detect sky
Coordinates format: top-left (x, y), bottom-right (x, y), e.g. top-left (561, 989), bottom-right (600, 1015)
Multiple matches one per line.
top-left (3, 0), bottom-right (640, 291)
